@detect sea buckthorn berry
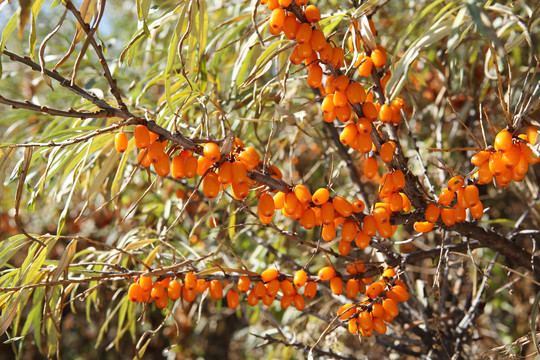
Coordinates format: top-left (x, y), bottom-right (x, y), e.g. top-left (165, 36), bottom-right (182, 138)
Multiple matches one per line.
top-left (203, 142), bottom-right (220, 163)
top-left (389, 284), bottom-right (409, 302)
top-left (273, 191), bottom-right (285, 210)
top-left (378, 104), bottom-right (393, 123)
top-left (441, 208), bottom-right (456, 227)
top-left (278, 280), bottom-right (294, 298)
top-left (363, 215), bottom-right (377, 236)
top-left (209, 280), bottom-right (223, 300)
top-left (357, 55), bottom-right (373, 77)
top-left (371, 47), bottom-right (387, 68)
top-left (489, 152), bottom-right (505, 176)
top-left (232, 161), bottom-right (247, 184)
top-left (134, 125), bottom-right (150, 149)
top-left (454, 206), bottom-right (466, 223)
top-left (470, 200), bottom-right (484, 219)
top-left (258, 193), bottom-right (275, 217)
top-left (278, 0), bottom-right (291, 6)
top-left (346, 279), bottom-right (360, 299)
top-left (494, 129), bottom-right (513, 152)
top-left (137, 150), bottom-right (151, 167)
top-left (298, 42), bottom-right (314, 58)
top-left (382, 298), bottom-right (399, 318)
top-left (114, 132), bottom-right (128, 153)
top-left (151, 283), bottom-right (166, 300)
top-left (283, 14), bottom-right (299, 40)
top-left (335, 104), bottom-right (352, 122)
top-left (293, 269), bottom-right (308, 288)
top-left (371, 303), bottom-right (385, 319)
top-left (265, 279), bottom-right (281, 296)
top-left (362, 102), bottom-right (378, 120)
top-left (226, 290), bottom-right (240, 309)
top-left (372, 318), bottom-right (387, 334)
top-left (279, 294), bottom-right (293, 309)
top-left (331, 47), bottom-right (345, 68)
top-left (414, 221), bottom-right (434, 233)
top-left (217, 161), bottom-right (232, 184)
top-left (310, 29), bottom-right (326, 52)
top-left (322, 222), bottom-right (336, 242)
top-left (355, 230), bottom-right (370, 249)
top-left (269, 8), bottom-right (285, 31)
top-left (284, 191), bottom-right (299, 215)
top-left (373, 205), bottom-right (391, 225)
top-left (321, 94), bottom-right (335, 114)
top-left (333, 75), bottom-right (350, 92)
top-left (171, 155), bottom-right (185, 179)
top-left (358, 311), bottom-right (373, 331)
top-left (318, 266), bottom-right (336, 281)
top-left (197, 156), bottom-right (212, 176)
top-left (366, 282), bottom-right (383, 299)
top-left (378, 173), bottom-right (395, 198)
top-left (296, 23), bottom-right (312, 45)
top-left (438, 188), bottom-right (454, 206)
top-left (380, 142), bottom-right (394, 163)
top-left (354, 133), bottom-right (373, 153)
top-left (184, 272), bottom-right (198, 290)
top-left (312, 188), bottom-right (330, 205)
top-left (346, 82), bottom-right (367, 104)
top-left (502, 144), bottom-right (521, 168)
top-left (300, 208), bottom-right (316, 229)
top-left (388, 192), bottom-right (404, 212)
top-left (305, 5), bottom-right (321, 23)
top-left (307, 64), bottom-right (323, 88)
top-left (364, 156), bottom-right (378, 178)
top-left (237, 276), bottom-right (251, 293)
top-left (333, 196), bottom-right (354, 217)
top-left (246, 289), bottom-right (258, 306)
top-left (341, 221), bottom-right (358, 242)
top-left (319, 42), bottom-right (333, 63)
top-left (148, 141), bottom-right (165, 164)
top-left (447, 176), bottom-right (464, 192)
top-left (352, 199), bottom-right (365, 213)
top-left (340, 123), bottom-right (358, 145)
top-left (293, 294), bottom-right (305, 311)
top-left (196, 279), bottom-right (209, 293)
top-left (471, 150), bottom-right (491, 167)
top-left (154, 155), bottom-right (170, 177)
top-left (289, 45), bottom-right (303, 65)
top-left (320, 202), bottom-right (335, 224)
top-left (392, 170), bottom-right (406, 190)
top-left (154, 296), bottom-right (168, 309)
top-left (401, 193), bottom-right (412, 212)
top-left (333, 90), bottom-right (348, 108)
top-left (338, 304), bottom-right (356, 320)
top-left (128, 283), bottom-right (144, 302)
top-left (463, 185), bottom-right (479, 207)
top-left (202, 172), bottom-right (220, 198)
top-left (261, 269), bottom-right (279, 283)
top-left (294, 184), bottom-right (312, 203)
top-left (425, 203), bottom-right (441, 223)
top-left (304, 281), bottom-right (317, 299)
top-left (391, 97), bottom-right (405, 110)
top-left (527, 126), bottom-right (538, 145)
top-left (139, 276), bottom-right (153, 292)
top-left (330, 277), bottom-right (344, 295)
top-left (167, 280), bottom-right (181, 301)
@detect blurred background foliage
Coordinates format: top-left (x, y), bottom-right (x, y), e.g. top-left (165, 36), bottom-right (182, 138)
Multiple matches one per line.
top-left (0, 0), bottom-right (539, 359)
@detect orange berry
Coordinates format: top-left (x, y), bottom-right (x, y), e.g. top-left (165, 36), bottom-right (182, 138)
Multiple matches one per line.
top-left (366, 282), bottom-right (383, 299)
top-left (300, 208), bottom-right (316, 229)
top-left (373, 205), bottom-right (391, 225)
top-left (217, 161), bottom-right (232, 184)
top-left (182, 286), bottom-right (196, 302)
top-left (237, 276), bottom-right (251, 293)
top-left (115, 132), bottom-right (128, 153)
top-left (280, 295), bottom-right (293, 309)
top-left (502, 144), bottom-right (521, 168)
top-left (364, 156), bottom-right (378, 178)
top-left (265, 279), bottom-right (281, 296)
top-left (283, 14), bottom-right (299, 40)
top-left (128, 283), bottom-right (144, 302)
top-left (382, 298), bottom-right (399, 318)
top-left (346, 279), bottom-right (360, 299)
top-left (294, 184), bottom-right (312, 203)
top-left (202, 172), bottom-right (220, 198)
top-left (362, 215), bottom-right (377, 236)
top-left (312, 188), bottom-right (330, 205)
top-left (289, 45), bottom-right (303, 65)
top-left (378, 104), bottom-right (394, 123)
top-left (203, 142), bottom-right (220, 163)
top-left (209, 280), bottom-right (223, 300)
top-left (471, 150), bottom-right (491, 167)
top-left (489, 152), bottom-right (505, 176)
top-left (226, 290), bottom-right (240, 309)
top-left (463, 185), bottom-right (479, 207)
top-left (320, 202), bottom-right (335, 225)
top-left (425, 203), bottom-right (441, 223)
top-left (447, 176), bottom-right (464, 192)
top-left (258, 193), bottom-right (275, 217)
top-left (388, 192), bottom-right (404, 212)
top-left (438, 188), bottom-right (455, 206)
top-left (330, 277), bottom-right (344, 295)
top-left (335, 105), bottom-right (352, 122)
top-left (333, 196), bottom-right (354, 217)
top-left (134, 125), bottom-right (150, 149)
top-left (331, 47), bottom-right (345, 68)
top-left (307, 64), bottom-right (323, 88)
top-left (304, 281), bottom-right (317, 299)
top-left (362, 102), bottom-right (378, 120)
top-left (296, 23), bottom-right (312, 45)
top-left (338, 303), bottom-right (356, 320)
top-left (293, 270), bottom-right (307, 288)
top-left (341, 220), bottom-right (358, 242)
top-left (371, 47), bottom-right (387, 68)
top-left (183, 155), bottom-right (198, 178)
top-left (470, 200), bottom-right (484, 219)
top-left (401, 193), bottom-right (411, 212)
top-left (441, 208), bottom-right (456, 226)
top-left (340, 123), bottom-right (358, 145)
top-left (196, 279), bottom-right (209, 293)
top-left (310, 29), bottom-right (326, 53)
top-left (269, 8), bottom-right (285, 31)
top-left (352, 199), bottom-right (365, 213)
top-left (305, 5), bottom-right (321, 23)
top-left (355, 230), bottom-right (370, 249)
top-left (494, 129), bottom-right (513, 152)
top-left (414, 221), bottom-right (434, 233)
top-left (319, 42), bottom-right (333, 63)
top-left (527, 126), bottom-right (538, 145)
top-left (154, 155), bottom-right (170, 177)
top-left (346, 82), bottom-right (367, 104)
top-left (261, 269), bottom-right (279, 283)
top-left (171, 155), bottom-right (185, 179)
top-left (167, 280), bottom-right (181, 301)
top-left (358, 311), bottom-right (373, 331)
top-left (197, 155), bottom-right (212, 176)
top-left (293, 294), bottom-right (305, 310)
top-left (348, 318), bottom-right (359, 334)
top-left (392, 170), bottom-right (406, 190)
top-left (278, 0), bottom-right (291, 6)
top-left (357, 56), bottom-right (373, 77)
top-left (380, 142), bottom-right (394, 163)
top-left (318, 266), bottom-right (336, 281)
top-left (148, 140), bottom-right (165, 164)
top-left (322, 222), bottom-right (336, 242)
top-left (333, 75), bottom-right (350, 92)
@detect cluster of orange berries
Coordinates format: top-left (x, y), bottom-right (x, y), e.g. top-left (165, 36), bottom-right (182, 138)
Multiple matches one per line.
top-left (470, 127), bottom-right (539, 187)
top-left (337, 267), bottom-right (409, 337)
top-left (127, 263), bottom-right (406, 322)
top-left (414, 176), bottom-right (482, 233)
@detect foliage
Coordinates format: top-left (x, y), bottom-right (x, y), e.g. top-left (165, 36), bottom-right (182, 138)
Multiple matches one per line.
top-left (0, 0), bottom-right (539, 359)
